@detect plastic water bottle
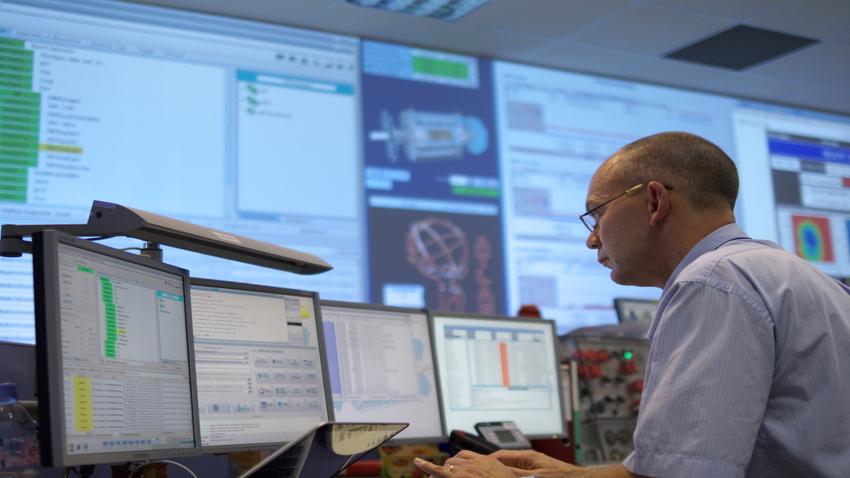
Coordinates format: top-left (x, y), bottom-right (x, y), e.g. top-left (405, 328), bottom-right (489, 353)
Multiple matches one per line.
top-left (0, 383), bottom-right (39, 474)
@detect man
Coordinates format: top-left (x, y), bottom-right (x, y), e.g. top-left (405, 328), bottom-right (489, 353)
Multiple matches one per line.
top-left (415, 132), bottom-right (850, 477)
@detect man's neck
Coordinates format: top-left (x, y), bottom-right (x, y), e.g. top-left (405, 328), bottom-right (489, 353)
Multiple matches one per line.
top-left (655, 212), bottom-right (736, 287)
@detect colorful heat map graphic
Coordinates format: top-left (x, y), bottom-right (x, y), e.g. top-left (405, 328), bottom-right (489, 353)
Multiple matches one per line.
top-left (791, 215), bottom-right (834, 262)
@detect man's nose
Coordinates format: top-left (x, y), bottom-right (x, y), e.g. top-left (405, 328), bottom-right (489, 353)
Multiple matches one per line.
top-left (586, 227), bottom-right (600, 250)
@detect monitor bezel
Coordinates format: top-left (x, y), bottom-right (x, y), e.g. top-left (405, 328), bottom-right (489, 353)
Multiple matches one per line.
top-left (613, 298), bottom-right (659, 324)
top-left (33, 230), bottom-right (201, 467)
top-left (429, 312), bottom-right (568, 440)
top-left (319, 300), bottom-right (448, 444)
top-left (189, 277), bottom-right (334, 453)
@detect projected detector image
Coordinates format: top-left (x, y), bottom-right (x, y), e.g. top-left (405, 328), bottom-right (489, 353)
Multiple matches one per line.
top-left (369, 109), bottom-right (489, 163)
top-left (369, 207), bottom-right (505, 315)
top-left (791, 214), bottom-right (834, 262)
top-left (361, 40), bottom-right (498, 202)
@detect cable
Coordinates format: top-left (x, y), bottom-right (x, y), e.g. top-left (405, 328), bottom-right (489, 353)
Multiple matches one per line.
top-left (128, 460), bottom-right (199, 478)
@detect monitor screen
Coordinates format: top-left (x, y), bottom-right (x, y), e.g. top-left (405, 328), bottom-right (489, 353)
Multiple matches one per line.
top-left (319, 301), bottom-right (444, 443)
top-left (613, 298), bottom-right (659, 324)
top-left (189, 278), bottom-right (331, 451)
top-left (32, 230), bottom-right (199, 467)
top-left (431, 313), bottom-right (566, 438)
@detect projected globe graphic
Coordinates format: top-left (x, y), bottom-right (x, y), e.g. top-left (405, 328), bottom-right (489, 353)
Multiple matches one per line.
top-left (406, 218), bottom-right (469, 311)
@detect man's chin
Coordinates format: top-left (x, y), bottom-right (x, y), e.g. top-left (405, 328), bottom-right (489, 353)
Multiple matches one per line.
top-left (610, 270), bottom-right (638, 286)
top-left (610, 272), bottom-right (629, 285)
top-left (611, 271), bottom-right (655, 288)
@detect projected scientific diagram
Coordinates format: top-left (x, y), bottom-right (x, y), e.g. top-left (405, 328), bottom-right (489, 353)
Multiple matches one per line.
top-left (369, 208), bottom-right (504, 315)
top-left (369, 109), bottom-right (489, 163)
top-left (361, 40), bottom-right (500, 201)
top-left (792, 215), bottom-right (834, 262)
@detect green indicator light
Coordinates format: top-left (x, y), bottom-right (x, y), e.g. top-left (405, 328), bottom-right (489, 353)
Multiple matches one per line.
top-left (412, 56), bottom-right (469, 80)
top-left (451, 186), bottom-right (499, 198)
top-left (624, 351), bottom-right (634, 360)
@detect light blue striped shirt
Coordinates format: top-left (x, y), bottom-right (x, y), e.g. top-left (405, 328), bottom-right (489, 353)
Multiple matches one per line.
top-left (623, 223), bottom-right (850, 477)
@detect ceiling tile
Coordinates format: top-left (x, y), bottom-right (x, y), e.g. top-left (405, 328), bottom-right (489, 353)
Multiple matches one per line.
top-left (646, 0), bottom-right (791, 22)
top-left (422, 24), bottom-right (550, 59)
top-left (570, 5), bottom-right (731, 56)
top-left (704, 73), bottom-right (797, 103)
top-left (744, 42), bottom-right (850, 90)
top-left (529, 42), bottom-right (651, 78)
top-left (625, 57), bottom-right (737, 92)
top-left (771, 85), bottom-right (850, 115)
top-left (750, 0), bottom-right (850, 42)
top-left (301, 3), bottom-right (444, 45)
top-left (458, 0), bottom-right (631, 40)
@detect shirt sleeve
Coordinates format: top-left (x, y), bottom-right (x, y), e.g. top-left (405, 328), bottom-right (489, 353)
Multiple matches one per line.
top-left (623, 278), bottom-right (775, 478)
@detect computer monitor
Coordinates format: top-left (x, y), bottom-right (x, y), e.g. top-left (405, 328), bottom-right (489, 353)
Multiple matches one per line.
top-left (613, 298), bottom-right (659, 324)
top-left (32, 230), bottom-right (200, 467)
top-left (431, 313), bottom-right (566, 439)
top-left (189, 278), bottom-right (332, 452)
top-left (319, 301), bottom-right (445, 443)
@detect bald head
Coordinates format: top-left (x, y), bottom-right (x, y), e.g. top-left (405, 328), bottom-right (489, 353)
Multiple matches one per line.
top-left (604, 132), bottom-right (739, 211)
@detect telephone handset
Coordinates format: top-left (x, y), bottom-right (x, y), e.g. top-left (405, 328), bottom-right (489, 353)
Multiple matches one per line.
top-left (449, 421), bottom-right (531, 454)
top-left (449, 429), bottom-right (502, 454)
top-left (474, 421), bottom-right (532, 450)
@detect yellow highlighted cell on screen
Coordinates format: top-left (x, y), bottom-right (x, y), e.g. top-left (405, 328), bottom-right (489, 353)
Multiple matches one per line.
top-left (39, 143), bottom-right (83, 154)
top-left (72, 376), bottom-right (93, 432)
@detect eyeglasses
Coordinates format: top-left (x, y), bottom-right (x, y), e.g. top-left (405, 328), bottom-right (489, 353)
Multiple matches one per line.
top-left (579, 182), bottom-right (672, 232)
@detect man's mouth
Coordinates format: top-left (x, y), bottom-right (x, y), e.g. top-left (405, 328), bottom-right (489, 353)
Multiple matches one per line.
top-left (598, 257), bottom-right (611, 268)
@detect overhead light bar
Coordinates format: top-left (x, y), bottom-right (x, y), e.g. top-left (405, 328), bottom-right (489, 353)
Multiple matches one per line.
top-left (344, 0), bottom-right (489, 21)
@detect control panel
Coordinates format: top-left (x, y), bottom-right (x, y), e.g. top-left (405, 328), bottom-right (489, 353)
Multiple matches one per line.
top-left (565, 335), bottom-right (649, 465)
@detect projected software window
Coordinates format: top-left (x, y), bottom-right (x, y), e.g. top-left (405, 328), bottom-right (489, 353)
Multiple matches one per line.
top-left (190, 283), bottom-right (328, 449)
top-left (361, 40), bottom-right (505, 315)
top-left (492, 61), bottom-right (738, 332)
top-left (432, 315), bottom-right (564, 437)
top-left (0, 0), bottom-right (361, 344)
top-left (733, 106), bottom-right (850, 278)
top-left (321, 303), bottom-right (443, 441)
top-left (57, 243), bottom-right (195, 456)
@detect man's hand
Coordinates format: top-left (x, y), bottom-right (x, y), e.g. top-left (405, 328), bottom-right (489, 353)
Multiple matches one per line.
top-left (414, 450), bottom-right (637, 478)
top-left (492, 449), bottom-right (583, 477)
top-left (413, 450), bottom-right (516, 478)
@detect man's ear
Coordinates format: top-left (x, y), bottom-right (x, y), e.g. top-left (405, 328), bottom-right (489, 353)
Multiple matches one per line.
top-left (646, 181), bottom-right (670, 226)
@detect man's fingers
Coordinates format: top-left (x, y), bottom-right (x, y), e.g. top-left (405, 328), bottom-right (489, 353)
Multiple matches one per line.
top-left (453, 450), bottom-right (484, 460)
top-left (413, 458), bottom-right (449, 477)
top-left (491, 449), bottom-right (536, 467)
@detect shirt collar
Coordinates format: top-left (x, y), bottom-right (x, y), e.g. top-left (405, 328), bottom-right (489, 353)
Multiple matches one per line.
top-left (663, 223), bottom-right (750, 291)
